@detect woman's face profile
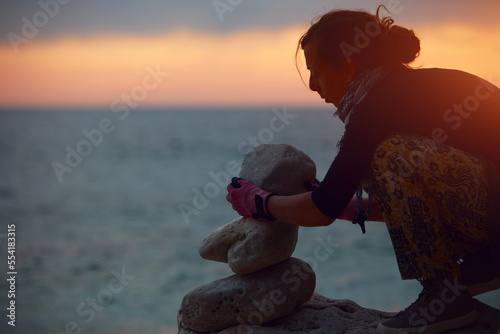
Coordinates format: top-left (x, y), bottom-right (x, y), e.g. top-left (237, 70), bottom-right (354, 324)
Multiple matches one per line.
top-left (304, 41), bottom-right (356, 108)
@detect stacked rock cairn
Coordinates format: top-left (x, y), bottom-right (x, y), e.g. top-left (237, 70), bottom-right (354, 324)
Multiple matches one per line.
top-left (178, 144), bottom-right (318, 333)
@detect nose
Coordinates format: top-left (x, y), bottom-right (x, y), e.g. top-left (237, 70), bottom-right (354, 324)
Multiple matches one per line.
top-left (309, 75), bottom-right (318, 92)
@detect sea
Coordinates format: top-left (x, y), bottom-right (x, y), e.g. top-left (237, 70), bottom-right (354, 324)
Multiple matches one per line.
top-left (0, 107), bottom-right (498, 333)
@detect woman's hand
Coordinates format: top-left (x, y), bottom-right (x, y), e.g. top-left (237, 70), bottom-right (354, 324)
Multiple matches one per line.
top-left (226, 177), bottom-right (276, 222)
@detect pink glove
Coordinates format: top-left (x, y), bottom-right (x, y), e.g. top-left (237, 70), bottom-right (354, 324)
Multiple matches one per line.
top-left (226, 177), bottom-right (276, 222)
top-left (338, 196), bottom-right (358, 221)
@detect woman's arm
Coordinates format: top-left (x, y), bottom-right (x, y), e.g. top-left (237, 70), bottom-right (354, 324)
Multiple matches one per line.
top-left (267, 192), bottom-right (333, 227)
top-left (267, 193), bottom-right (385, 227)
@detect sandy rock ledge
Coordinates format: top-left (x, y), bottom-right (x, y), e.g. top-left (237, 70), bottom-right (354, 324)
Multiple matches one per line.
top-left (179, 293), bottom-right (500, 334)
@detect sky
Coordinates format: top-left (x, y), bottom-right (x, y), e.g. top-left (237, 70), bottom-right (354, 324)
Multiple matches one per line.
top-left (0, 0), bottom-right (499, 109)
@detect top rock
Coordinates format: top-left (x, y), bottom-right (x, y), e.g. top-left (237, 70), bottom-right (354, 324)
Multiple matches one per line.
top-left (240, 144), bottom-right (317, 195)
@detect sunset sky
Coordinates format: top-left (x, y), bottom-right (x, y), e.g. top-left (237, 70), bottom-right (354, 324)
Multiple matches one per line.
top-left (0, 0), bottom-right (499, 109)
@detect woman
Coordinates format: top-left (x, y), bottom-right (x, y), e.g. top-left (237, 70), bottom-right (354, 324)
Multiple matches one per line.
top-left (226, 6), bottom-right (500, 334)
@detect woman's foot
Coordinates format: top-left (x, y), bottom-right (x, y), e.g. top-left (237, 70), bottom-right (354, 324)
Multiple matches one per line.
top-left (467, 276), bottom-right (500, 297)
top-left (376, 278), bottom-right (476, 334)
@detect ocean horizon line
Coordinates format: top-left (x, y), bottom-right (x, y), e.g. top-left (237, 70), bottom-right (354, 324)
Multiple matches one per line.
top-left (0, 104), bottom-right (334, 112)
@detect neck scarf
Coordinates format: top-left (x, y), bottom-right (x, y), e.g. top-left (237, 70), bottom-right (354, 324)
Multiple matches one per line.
top-left (335, 66), bottom-right (388, 124)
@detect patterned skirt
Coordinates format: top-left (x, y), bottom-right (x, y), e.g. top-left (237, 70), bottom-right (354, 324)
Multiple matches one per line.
top-left (365, 134), bottom-right (490, 280)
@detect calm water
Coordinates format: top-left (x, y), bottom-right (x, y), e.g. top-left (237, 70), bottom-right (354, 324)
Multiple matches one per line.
top-left (0, 108), bottom-right (498, 333)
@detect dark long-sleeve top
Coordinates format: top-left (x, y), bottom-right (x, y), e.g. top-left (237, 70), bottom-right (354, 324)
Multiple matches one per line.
top-left (312, 67), bottom-right (500, 219)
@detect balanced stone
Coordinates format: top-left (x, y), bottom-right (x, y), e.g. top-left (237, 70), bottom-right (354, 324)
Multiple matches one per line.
top-left (199, 144), bottom-right (317, 274)
top-left (199, 216), bottom-right (298, 274)
top-left (178, 258), bottom-right (316, 333)
top-left (239, 144), bottom-right (317, 196)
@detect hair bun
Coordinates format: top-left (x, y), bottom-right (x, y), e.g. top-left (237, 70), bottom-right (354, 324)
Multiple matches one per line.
top-left (385, 25), bottom-right (420, 64)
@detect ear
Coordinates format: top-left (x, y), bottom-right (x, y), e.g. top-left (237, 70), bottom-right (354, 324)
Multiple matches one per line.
top-left (343, 60), bottom-right (358, 83)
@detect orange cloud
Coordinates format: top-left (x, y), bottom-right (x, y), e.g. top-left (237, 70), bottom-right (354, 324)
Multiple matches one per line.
top-left (0, 23), bottom-right (498, 109)
top-left (0, 28), bottom-right (318, 108)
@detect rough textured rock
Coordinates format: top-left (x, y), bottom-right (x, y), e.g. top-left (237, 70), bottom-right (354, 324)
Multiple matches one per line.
top-left (179, 293), bottom-right (500, 334)
top-left (199, 217), bottom-right (298, 274)
top-left (199, 144), bottom-right (317, 274)
top-left (239, 144), bottom-right (317, 196)
top-left (178, 258), bottom-right (316, 333)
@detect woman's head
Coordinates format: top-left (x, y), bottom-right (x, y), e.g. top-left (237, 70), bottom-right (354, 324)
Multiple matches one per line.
top-left (298, 6), bottom-right (420, 70)
top-left (297, 6), bottom-right (420, 106)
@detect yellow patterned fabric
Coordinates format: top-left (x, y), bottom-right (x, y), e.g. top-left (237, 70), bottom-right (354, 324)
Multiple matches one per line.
top-left (365, 134), bottom-right (489, 280)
